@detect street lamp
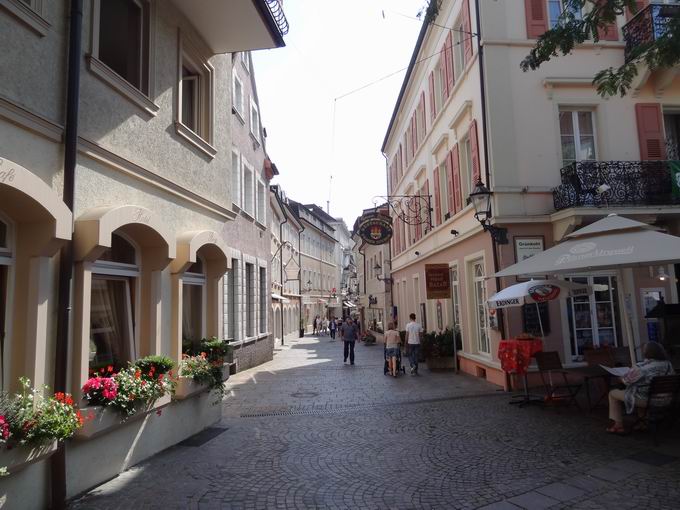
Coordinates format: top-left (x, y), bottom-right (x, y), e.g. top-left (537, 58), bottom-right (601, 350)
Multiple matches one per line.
top-left (469, 179), bottom-right (508, 244)
top-left (373, 262), bottom-right (393, 283)
top-left (305, 279), bottom-right (312, 291)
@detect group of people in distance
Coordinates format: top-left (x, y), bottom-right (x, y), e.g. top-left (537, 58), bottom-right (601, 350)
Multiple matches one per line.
top-left (312, 315), bottom-right (346, 340)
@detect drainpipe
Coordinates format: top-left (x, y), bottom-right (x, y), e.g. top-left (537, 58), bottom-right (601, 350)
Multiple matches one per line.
top-left (52, 0), bottom-right (82, 508)
top-left (298, 223), bottom-right (305, 336)
top-left (474, 0), bottom-right (506, 342)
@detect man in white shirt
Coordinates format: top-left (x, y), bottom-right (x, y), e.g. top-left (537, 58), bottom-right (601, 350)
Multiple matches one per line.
top-left (406, 313), bottom-right (423, 375)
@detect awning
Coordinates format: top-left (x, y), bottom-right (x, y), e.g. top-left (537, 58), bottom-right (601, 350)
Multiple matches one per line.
top-left (271, 293), bottom-right (290, 303)
top-left (343, 301), bottom-right (357, 308)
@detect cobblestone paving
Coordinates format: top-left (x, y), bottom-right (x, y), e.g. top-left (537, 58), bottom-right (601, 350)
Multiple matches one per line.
top-left (71, 336), bottom-right (680, 509)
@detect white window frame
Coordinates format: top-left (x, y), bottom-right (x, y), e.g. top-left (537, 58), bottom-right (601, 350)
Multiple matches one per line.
top-left (438, 162), bottom-right (450, 220)
top-left (88, 0), bottom-right (158, 114)
top-left (548, 0), bottom-right (582, 29)
top-left (245, 262), bottom-right (255, 338)
top-left (256, 179), bottom-right (266, 224)
top-left (182, 258), bottom-right (207, 343)
top-left (469, 259), bottom-right (489, 355)
top-left (176, 32), bottom-right (216, 157)
top-left (231, 148), bottom-right (242, 209)
top-left (241, 51), bottom-right (251, 73)
top-left (232, 71), bottom-right (245, 122)
top-left (242, 160), bottom-right (255, 217)
top-left (449, 264), bottom-right (461, 330)
top-left (250, 99), bottom-right (261, 143)
top-left (559, 108), bottom-right (597, 167)
top-left (454, 23), bottom-right (465, 77)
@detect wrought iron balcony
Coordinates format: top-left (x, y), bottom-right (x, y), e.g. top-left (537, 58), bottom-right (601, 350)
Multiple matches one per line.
top-left (264, 0), bottom-right (289, 37)
top-left (552, 160), bottom-right (680, 211)
top-left (623, 3), bottom-right (680, 62)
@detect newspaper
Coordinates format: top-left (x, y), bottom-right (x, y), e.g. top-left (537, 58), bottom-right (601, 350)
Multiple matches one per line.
top-left (599, 365), bottom-right (629, 377)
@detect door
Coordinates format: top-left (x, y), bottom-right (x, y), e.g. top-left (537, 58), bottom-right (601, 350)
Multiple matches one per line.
top-left (566, 275), bottom-right (622, 359)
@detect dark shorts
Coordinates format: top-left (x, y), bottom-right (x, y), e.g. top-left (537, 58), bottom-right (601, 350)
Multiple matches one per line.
top-left (386, 347), bottom-right (400, 357)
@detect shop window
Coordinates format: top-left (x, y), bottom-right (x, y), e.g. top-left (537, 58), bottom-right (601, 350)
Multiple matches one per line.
top-left (97, 0), bottom-right (150, 93)
top-left (90, 233), bottom-right (138, 372)
top-left (182, 257), bottom-right (205, 352)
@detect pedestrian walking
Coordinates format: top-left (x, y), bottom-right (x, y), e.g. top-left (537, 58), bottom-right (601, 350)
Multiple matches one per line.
top-left (329, 316), bottom-right (337, 340)
top-left (406, 313), bottom-right (423, 375)
top-left (340, 317), bottom-right (358, 365)
top-left (384, 321), bottom-right (401, 377)
top-left (322, 317), bottom-right (329, 337)
top-left (313, 315), bottom-right (319, 335)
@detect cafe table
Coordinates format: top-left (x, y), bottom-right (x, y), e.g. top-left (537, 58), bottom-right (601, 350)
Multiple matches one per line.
top-left (498, 338), bottom-right (544, 407)
top-left (568, 365), bottom-right (613, 411)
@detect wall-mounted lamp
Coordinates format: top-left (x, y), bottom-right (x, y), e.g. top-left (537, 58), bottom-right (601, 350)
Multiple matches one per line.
top-left (469, 179), bottom-right (508, 244)
top-left (374, 262), bottom-right (393, 283)
top-left (658, 267), bottom-right (668, 281)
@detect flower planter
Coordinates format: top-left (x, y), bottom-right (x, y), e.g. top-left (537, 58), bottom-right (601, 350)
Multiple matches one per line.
top-left (173, 376), bottom-right (210, 400)
top-left (426, 357), bottom-right (457, 370)
top-left (0, 440), bottom-right (57, 474)
top-left (221, 363), bottom-right (231, 381)
top-left (75, 394), bottom-right (171, 440)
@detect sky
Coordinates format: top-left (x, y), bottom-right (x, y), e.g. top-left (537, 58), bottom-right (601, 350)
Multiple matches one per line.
top-left (253, 0), bottom-right (427, 228)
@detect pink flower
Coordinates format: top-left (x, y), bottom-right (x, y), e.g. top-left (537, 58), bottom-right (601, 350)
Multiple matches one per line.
top-left (101, 378), bottom-right (118, 400)
top-left (0, 415), bottom-right (10, 440)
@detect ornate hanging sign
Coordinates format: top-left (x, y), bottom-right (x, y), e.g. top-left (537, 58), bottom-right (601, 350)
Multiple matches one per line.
top-left (358, 214), bottom-right (393, 245)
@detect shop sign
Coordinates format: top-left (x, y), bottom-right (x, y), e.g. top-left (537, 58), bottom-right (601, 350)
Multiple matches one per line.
top-left (514, 236), bottom-right (545, 280)
top-left (425, 264), bottom-right (450, 300)
top-left (357, 214), bottom-right (393, 245)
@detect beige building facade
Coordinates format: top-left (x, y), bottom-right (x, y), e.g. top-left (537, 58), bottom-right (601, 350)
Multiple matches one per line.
top-left (383, 0), bottom-right (680, 387)
top-left (0, 0), bottom-right (286, 505)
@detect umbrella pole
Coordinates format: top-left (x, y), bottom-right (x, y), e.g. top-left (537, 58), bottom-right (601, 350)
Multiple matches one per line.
top-left (616, 268), bottom-right (638, 366)
top-left (535, 302), bottom-right (545, 339)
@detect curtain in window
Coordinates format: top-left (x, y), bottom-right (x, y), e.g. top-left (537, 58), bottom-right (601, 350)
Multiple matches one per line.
top-left (182, 283), bottom-right (203, 351)
top-left (90, 278), bottom-right (132, 371)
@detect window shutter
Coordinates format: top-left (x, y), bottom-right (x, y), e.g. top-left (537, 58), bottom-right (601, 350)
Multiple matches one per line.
top-left (597, 0), bottom-right (619, 40)
top-left (462, 0), bottom-right (473, 64)
top-left (433, 167), bottom-right (441, 226)
top-left (626, 1), bottom-right (648, 21)
top-left (469, 119), bottom-right (481, 183)
top-left (451, 144), bottom-right (462, 213)
top-left (429, 71), bottom-right (436, 122)
top-left (439, 53), bottom-right (449, 100)
top-left (524, 0), bottom-right (548, 39)
top-left (398, 144), bottom-right (403, 178)
top-left (445, 149), bottom-right (455, 214)
top-left (424, 179), bottom-right (431, 232)
top-left (420, 91), bottom-right (427, 137)
top-left (411, 115), bottom-right (418, 154)
top-left (394, 217), bottom-right (400, 254)
top-left (635, 103), bottom-right (666, 160)
top-left (444, 32), bottom-right (455, 92)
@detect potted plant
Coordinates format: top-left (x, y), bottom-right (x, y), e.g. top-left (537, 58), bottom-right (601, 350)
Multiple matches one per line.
top-left (200, 337), bottom-right (232, 380)
top-left (175, 354), bottom-right (226, 402)
top-left (1, 378), bottom-right (83, 476)
top-left (422, 328), bottom-right (458, 370)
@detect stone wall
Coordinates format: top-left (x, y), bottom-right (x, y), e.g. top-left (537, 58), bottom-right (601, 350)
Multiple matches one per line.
top-left (233, 334), bottom-right (274, 372)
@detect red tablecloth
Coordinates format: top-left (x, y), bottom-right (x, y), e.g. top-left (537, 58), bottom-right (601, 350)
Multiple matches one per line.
top-left (498, 339), bottom-right (543, 375)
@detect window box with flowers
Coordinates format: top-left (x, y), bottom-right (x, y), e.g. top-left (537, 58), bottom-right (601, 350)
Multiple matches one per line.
top-left (182, 337), bottom-right (232, 383)
top-left (175, 351), bottom-right (227, 401)
top-left (1, 378), bottom-right (83, 477)
top-left (76, 356), bottom-right (175, 440)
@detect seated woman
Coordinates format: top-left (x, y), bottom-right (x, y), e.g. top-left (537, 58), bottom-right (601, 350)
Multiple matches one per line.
top-left (384, 322), bottom-right (401, 377)
top-left (607, 342), bottom-right (675, 434)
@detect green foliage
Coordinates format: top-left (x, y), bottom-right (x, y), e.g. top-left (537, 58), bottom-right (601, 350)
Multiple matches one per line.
top-left (421, 328), bottom-right (461, 358)
top-left (199, 337), bottom-right (232, 362)
top-left (419, 0), bottom-right (442, 26)
top-left (134, 355), bottom-right (175, 376)
top-left (178, 355), bottom-right (226, 403)
top-left (521, 0), bottom-right (680, 97)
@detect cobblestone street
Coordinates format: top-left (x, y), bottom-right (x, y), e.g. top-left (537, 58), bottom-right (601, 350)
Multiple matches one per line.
top-left (71, 336), bottom-right (680, 510)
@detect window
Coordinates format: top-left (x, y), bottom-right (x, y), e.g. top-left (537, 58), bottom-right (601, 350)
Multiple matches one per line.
top-left (471, 261), bottom-right (489, 354)
top-left (178, 38), bottom-right (214, 148)
top-left (182, 258), bottom-right (205, 352)
top-left (97, 0), bottom-right (150, 93)
top-left (231, 149), bottom-right (241, 208)
top-left (225, 258), bottom-right (239, 341)
top-left (257, 181), bottom-right (266, 223)
top-left (89, 233), bottom-right (138, 372)
top-left (0, 219), bottom-right (11, 391)
top-left (548, 0), bottom-right (581, 29)
top-left (245, 263), bottom-right (255, 337)
top-left (438, 163), bottom-right (449, 221)
top-left (241, 51), bottom-right (251, 72)
top-left (250, 100), bottom-right (261, 142)
top-left (243, 163), bottom-right (255, 216)
top-left (232, 72), bottom-right (244, 119)
top-left (462, 137), bottom-right (473, 201)
top-left (259, 267), bottom-right (267, 334)
top-left (559, 109), bottom-right (596, 167)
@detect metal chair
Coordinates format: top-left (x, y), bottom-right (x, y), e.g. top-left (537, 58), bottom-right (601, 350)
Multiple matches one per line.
top-left (534, 351), bottom-right (583, 410)
top-left (638, 375), bottom-right (680, 445)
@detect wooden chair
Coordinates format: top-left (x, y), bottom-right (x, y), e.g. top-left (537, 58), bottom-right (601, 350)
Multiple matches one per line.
top-left (637, 375), bottom-right (680, 445)
top-left (534, 351), bottom-right (583, 410)
top-left (584, 349), bottom-right (615, 367)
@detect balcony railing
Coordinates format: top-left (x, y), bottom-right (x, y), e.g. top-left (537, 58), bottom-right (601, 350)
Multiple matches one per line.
top-left (264, 0), bottom-right (289, 37)
top-left (552, 160), bottom-right (680, 211)
top-left (623, 3), bottom-right (680, 62)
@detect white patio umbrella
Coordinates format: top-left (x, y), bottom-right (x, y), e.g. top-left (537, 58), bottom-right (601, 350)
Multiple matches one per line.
top-left (487, 279), bottom-right (593, 338)
top-left (494, 214), bottom-right (680, 363)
